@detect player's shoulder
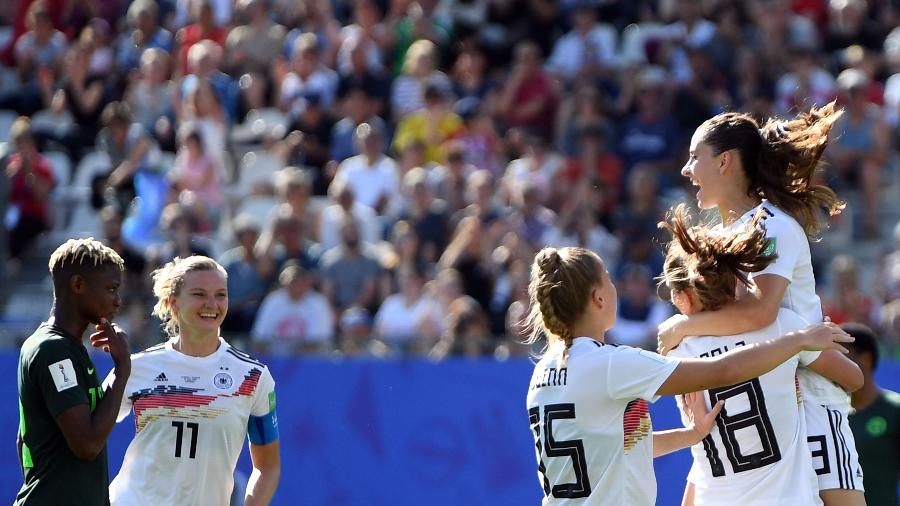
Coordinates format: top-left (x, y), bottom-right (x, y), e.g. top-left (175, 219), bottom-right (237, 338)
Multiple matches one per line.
top-left (758, 202), bottom-right (805, 237)
top-left (222, 341), bottom-right (268, 370)
top-left (21, 325), bottom-right (75, 362)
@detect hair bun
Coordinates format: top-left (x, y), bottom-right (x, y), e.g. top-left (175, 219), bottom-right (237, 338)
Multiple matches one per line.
top-left (537, 248), bottom-right (562, 276)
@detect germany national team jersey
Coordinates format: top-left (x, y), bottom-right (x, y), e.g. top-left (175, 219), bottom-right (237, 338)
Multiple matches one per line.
top-left (104, 337), bottom-right (277, 506)
top-left (16, 323), bottom-right (109, 506)
top-left (670, 309), bottom-right (822, 505)
top-left (526, 337), bottom-right (680, 506)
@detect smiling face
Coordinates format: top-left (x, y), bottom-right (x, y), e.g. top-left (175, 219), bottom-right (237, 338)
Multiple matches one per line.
top-left (682, 127), bottom-right (725, 209)
top-left (171, 269), bottom-right (228, 338)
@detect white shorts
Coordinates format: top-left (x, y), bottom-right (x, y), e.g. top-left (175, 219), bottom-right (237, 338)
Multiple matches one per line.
top-left (804, 402), bottom-right (864, 492)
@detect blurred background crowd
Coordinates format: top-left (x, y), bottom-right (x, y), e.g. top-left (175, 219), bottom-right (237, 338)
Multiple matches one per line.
top-left (0, 0), bottom-right (899, 358)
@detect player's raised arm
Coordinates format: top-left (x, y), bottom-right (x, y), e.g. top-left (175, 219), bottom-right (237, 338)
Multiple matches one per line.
top-left (655, 322), bottom-right (852, 396)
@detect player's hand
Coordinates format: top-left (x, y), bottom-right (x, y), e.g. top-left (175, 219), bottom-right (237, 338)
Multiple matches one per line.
top-left (657, 314), bottom-right (689, 355)
top-left (795, 322), bottom-right (853, 353)
top-left (90, 319), bottom-right (131, 373)
top-left (681, 392), bottom-right (724, 444)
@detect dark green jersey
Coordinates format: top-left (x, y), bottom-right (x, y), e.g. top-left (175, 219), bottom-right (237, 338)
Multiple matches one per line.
top-left (849, 389), bottom-right (900, 506)
top-left (15, 323), bottom-right (109, 506)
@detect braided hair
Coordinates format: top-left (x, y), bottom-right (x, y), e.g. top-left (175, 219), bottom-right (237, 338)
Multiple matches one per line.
top-left (525, 247), bottom-right (604, 357)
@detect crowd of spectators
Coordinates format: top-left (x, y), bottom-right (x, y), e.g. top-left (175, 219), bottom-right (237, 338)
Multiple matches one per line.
top-left (1, 0), bottom-right (900, 358)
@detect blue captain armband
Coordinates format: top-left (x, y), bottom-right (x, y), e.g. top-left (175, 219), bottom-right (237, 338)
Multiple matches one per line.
top-left (248, 409), bottom-right (279, 445)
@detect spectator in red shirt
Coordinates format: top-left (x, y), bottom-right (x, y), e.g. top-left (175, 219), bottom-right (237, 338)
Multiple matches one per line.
top-left (174, 0), bottom-right (228, 77)
top-left (5, 117), bottom-right (54, 260)
top-left (495, 40), bottom-right (558, 139)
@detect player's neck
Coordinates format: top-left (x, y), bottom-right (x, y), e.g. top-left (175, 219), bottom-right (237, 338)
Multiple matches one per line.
top-left (718, 195), bottom-right (761, 226)
top-left (47, 302), bottom-right (91, 343)
top-left (173, 331), bottom-right (220, 357)
top-left (850, 381), bottom-right (881, 412)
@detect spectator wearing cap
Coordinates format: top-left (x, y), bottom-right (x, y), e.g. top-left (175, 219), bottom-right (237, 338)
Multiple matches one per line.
top-left (390, 39), bottom-right (452, 122)
top-left (826, 68), bottom-right (889, 238)
top-left (115, 0), bottom-right (173, 72)
top-left (318, 178), bottom-right (380, 252)
top-left (545, 1), bottom-right (617, 84)
top-left (496, 40), bottom-right (558, 139)
top-left (393, 80), bottom-right (465, 164)
top-left (338, 306), bottom-right (375, 356)
top-left (224, 0), bottom-right (286, 111)
top-left (332, 122), bottom-right (400, 216)
top-left (320, 215), bottom-right (384, 315)
top-left (330, 85), bottom-right (388, 163)
top-left (5, 116), bottom-right (54, 261)
top-left (279, 33), bottom-right (339, 117)
top-left (251, 261), bottom-right (335, 354)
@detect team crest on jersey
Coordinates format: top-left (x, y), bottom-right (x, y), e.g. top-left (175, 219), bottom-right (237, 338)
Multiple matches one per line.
top-left (213, 372), bottom-right (234, 390)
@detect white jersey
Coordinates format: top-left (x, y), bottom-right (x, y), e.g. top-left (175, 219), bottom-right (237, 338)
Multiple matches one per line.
top-left (525, 337), bottom-right (680, 506)
top-left (724, 200), bottom-right (848, 407)
top-left (669, 309), bottom-right (822, 505)
top-left (104, 338), bottom-right (277, 506)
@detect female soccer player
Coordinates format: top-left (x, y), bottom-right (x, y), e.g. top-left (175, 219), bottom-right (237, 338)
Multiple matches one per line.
top-left (660, 205), bottom-right (862, 505)
top-left (659, 102), bottom-right (867, 505)
top-left (104, 256), bottom-right (280, 505)
top-left (524, 246), bottom-right (853, 506)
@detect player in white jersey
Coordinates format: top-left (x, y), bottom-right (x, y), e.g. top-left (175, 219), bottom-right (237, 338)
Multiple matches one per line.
top-left (660, 205), bottom-right (862, 505)
top-left (523, 246), bottom-right (854, 506)
top-left (659, 103), bottom-right (866, 505)
top-left (104, 256), bottom-right (280, 506)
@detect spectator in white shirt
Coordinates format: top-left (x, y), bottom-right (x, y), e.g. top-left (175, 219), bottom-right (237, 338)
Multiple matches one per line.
top-left (319, 178), bottom-right (380, 251)
top-left (279, 33), bottom-right (339, 116)
top-left (374, 264), bottom-right (440, 352)
top-left (332, 122), bottom-right (400, 215)
top-left (545, 2), bottom-right (618, 83)
top-left (251, 261), bottom-right (335, 354)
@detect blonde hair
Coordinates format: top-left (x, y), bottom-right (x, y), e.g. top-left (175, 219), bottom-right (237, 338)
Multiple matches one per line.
top-left (49, 238), bottom-right (125, 289)
top-left (403, 39), bottom-right (436, 75)
top-left (151, 256), bottom-right (227, 337)
top-left (660, 204), bottom-right (775, 311)
top-left (524, 247), bottom-right (604, 355)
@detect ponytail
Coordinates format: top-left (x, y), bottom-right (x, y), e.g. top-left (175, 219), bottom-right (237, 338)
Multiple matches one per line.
top-left (699, 102), bottom-right (845, 237)
top-left (660, 204), bottom-right (776, 311)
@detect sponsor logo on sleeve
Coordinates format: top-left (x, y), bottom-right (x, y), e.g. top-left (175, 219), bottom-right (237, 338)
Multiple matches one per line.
top-left (49, 359), bottom-right (78, 392)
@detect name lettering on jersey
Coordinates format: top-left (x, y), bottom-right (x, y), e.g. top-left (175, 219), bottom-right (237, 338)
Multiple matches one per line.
top-left (530, 367), bottom-right (568, 391)
top-left (698, 341), bottom-right (746, 358)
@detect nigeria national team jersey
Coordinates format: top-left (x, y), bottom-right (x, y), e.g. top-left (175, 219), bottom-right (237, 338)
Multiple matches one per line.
top-left (723, 201), bottom-right (847, 407)
top-left (104, 337), bottom-right (277, 506)
top-left (526, 337), bottom-right (680, 506)
top-left (16, 323), bottom-right (109, 506)
top-left (670, 309), bottom-right (822, 505)
top-left (849, 390), bottom-right (900, 506)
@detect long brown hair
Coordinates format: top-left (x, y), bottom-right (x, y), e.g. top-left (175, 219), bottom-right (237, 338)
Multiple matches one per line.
top-left (699, 101), bottom-right (844, 237)
top-left (524, 247), bottom-right (604, 354)
top-left (660, 204), bottom-right (776, 311)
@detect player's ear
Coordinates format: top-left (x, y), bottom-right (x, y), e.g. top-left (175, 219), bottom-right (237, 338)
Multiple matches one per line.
top-left (591, 287), bottom-right (604, 309)
top-left (69, 274), bottom-right (84, 295)
top-left (718, 150), bottom-right (730, 175)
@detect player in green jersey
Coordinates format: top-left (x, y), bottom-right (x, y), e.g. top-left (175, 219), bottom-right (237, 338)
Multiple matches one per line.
top-left (15, 238), bottom-right (131, 505)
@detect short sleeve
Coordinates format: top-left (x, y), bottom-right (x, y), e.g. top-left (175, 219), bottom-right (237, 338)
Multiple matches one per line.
top-left (250, 366), bottom-right (276, 417)
top-left (798, 350), bottom-right (822, 367)
top-left (32, 341), bottom-right (89, 418)
top-left (754, 216), bottom-right (804, 281)
top-left (102, 369), bottom-right (134, 422)
top-left (606, 346), bottom-right (681, 402)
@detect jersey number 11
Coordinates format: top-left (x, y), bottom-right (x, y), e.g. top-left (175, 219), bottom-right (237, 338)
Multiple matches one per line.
top-left (172, 421), bottom-right (200, 459)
